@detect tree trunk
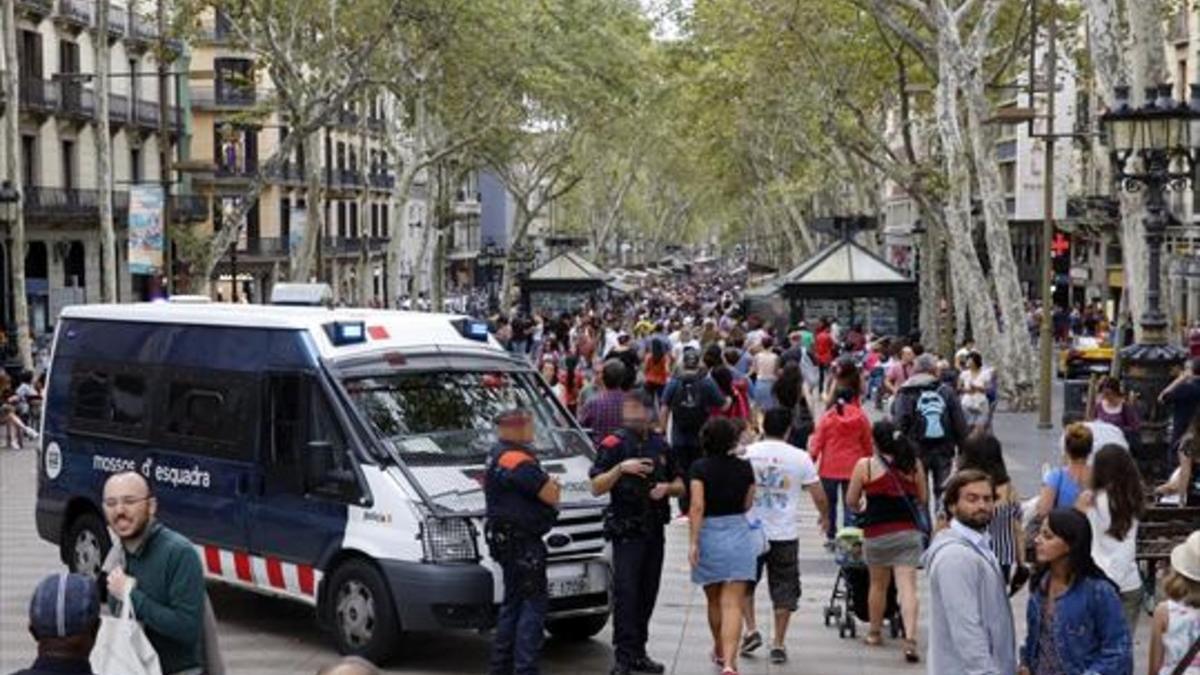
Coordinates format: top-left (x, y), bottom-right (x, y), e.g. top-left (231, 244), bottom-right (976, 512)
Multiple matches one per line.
top-left (96, 1), bottom-right (116, 303)
top-left (291, 133), bottom-right (324, 282)
top-left (963, 71), bottom-right (1036, 407)
top-left (931, 21), bottom-right (1002, 370)
top-left (3, 0), bottom-right (30, 369)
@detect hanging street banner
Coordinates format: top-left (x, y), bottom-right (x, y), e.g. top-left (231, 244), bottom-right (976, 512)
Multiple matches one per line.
top-left (289, 206), bottom-right (307, 254)
top-left (128, 184), bottom-right (164, 275)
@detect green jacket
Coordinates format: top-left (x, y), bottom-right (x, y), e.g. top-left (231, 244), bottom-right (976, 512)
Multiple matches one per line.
top-left (120, 521), bottom-right (204, 674)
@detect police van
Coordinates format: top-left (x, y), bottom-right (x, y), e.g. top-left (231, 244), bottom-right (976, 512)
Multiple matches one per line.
top-left (35, 294), bottom-right (611, 663)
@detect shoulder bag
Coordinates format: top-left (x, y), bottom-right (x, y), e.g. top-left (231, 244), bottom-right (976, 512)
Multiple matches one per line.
top-left (880, 456), bottom-right (932, 549)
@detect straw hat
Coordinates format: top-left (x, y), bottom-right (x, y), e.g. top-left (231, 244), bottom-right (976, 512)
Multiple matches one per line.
top-left (1171, 530), bottom-right (1200, 582)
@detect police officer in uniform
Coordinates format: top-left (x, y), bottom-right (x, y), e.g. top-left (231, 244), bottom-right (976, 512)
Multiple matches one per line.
top-left (485, 409), bottom-right (561, 675)
top-left (590, 394), bottom-right (683, 675)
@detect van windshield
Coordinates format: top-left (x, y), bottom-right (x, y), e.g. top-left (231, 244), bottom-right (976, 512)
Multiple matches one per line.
top-left (342, 370), bottom-right (591, 465)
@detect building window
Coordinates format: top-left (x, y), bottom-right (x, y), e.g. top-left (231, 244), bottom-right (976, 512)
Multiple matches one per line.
top-left (280, 197), bottom-right (291, 246)
top-left (349, 203), bottom-right (358, 238)
top-left (62, 140), bottom-right (76, 190)
top-left (214, 57), bottom-right (254, 105)
top-left (381, 204), bottom-right (389, 237)
top-left (337, 202), bottom-right (346, 238)
top-left (21, 135), bottom-right (36, 187)
top-left (129, 146), bottom-right (141, 184)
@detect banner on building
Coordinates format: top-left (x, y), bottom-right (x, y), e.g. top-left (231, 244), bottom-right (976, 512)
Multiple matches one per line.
top-left (289, 206), bottom-right (307, 254)
top-left (128, 185), bottom-right (164, 275)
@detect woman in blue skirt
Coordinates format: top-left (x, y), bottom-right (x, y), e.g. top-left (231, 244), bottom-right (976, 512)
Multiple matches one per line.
top-left (689, 417), bottom-right (758, 675)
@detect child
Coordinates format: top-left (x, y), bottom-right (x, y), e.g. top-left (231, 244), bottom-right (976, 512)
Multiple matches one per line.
top-left (1149, 531), bottom-right (1200, 675)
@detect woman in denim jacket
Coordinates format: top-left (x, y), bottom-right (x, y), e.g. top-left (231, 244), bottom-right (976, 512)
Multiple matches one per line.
top-left (1019, 508), bottom-right (1133, 675)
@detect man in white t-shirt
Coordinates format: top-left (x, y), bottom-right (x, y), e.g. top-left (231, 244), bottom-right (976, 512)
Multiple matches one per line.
top-left (740, 407), bottom-right (830, 664)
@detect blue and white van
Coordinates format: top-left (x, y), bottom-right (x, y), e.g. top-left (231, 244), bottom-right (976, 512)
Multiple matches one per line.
top-left (35, 295), bottom-right (610, 662)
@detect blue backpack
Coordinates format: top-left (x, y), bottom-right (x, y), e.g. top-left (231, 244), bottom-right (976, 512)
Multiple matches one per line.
top-left (915, 389), bottom-right (947, 441)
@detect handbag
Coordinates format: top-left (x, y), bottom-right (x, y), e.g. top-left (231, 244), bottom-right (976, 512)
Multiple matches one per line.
top-left (90, 579), bottom-right (163, 675)
top-left (881, 456), bottom-right (932, 548)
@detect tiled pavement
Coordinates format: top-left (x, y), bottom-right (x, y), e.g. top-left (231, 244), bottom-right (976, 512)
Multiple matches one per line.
top-left (1, 405), bottom-right (1153, 673)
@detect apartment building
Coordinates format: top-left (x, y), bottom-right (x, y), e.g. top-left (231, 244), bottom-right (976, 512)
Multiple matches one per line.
top-left (0, 0), bottom-right (199, 346)
top-left (185, 7), bottom-right (490, 306)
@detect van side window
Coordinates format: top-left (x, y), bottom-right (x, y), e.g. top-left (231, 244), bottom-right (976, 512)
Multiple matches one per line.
top-left (306, 390), bottom-right (360, 500)
top-left (265, 373), bottom-right (360, 501)
top-left (69, 363), bottom-right (148, 439)
top-left (157, 369), bottom-right (256, 461)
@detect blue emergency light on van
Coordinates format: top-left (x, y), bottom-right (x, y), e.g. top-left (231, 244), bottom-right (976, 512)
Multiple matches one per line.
top-left (37, 301), bottom-right (612, 665)
top-left (324, 321), bottom-right (366, 346)
top-left (451, 318), bottom-right (490, 342)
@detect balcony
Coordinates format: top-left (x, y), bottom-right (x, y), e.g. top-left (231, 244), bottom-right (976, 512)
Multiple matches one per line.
top-left (266, 162), bottom-right (305, 185)
top-left (19, 79), bottom-right (58, 116)
top-left (108, 92), bottom-right (128, 126)
top-left (1169, 9), bottom-right (1190, 44)
top-left (131, 98), bottom-right (159, 130)
top-left (330, 168), bottom-right (363, 189)
top-left (368, 173), bottom-right (395, 190)
top-left (57, 82), bottom-right (95, 121)
top-left (336, 108), bottom-right (360, 128)
top-left (191, 85), bottom-right (256, 110)
top-left (172, 193), bottom-right (208, 223)
top-left (196, 11), bottom-right (236, 44)
top-left (107, 5), bottom-right (126, 39)
top-left (127, 15), bottom-right (157, 52)
top-left (321, 236), bottom-right (388, 255)
top-left (54, 0), bottom-right (91, 33)
top-left (16, 0), bottom-right (52, 19)
top-left (24, 187), bottom-right (129, 224)
top-left (367, 116), bottom-right (385, 133)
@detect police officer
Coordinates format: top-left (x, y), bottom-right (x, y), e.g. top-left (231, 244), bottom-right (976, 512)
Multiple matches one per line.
top-left (590, 394), bottom-right (683, 675)
top-left (485, 409), bottom-right (561, 675)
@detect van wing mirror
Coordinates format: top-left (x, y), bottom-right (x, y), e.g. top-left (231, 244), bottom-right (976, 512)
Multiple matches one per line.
top-left (304, 440), bottom-right (359, 499)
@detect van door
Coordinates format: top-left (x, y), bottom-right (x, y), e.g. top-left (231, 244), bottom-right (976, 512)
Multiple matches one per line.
top-left (245, 373), bottom-right (361, 598)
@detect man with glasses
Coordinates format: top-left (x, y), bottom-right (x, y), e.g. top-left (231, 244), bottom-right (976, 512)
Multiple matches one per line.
top-left (101, 471), bottom-right (205, 675)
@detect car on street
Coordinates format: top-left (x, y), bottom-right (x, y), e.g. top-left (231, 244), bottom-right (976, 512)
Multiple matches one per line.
top-left (1058, 335), bottom-right (1114, 379)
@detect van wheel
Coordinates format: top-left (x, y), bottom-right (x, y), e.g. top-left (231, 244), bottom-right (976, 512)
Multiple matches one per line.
top-left (64, 512), bottom-right (111, 578)
top-left (327, 560), bottom-right (400, 664)
top-left (546, 613), bottom-right (608, 641)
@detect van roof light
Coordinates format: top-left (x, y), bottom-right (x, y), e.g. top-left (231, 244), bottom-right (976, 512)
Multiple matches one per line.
top-left (451, 318), bottom-right (489, 342)
top-left (324, 321), bottom-right (367, 346)
top-left (271, 283), bottom-right (333, 307)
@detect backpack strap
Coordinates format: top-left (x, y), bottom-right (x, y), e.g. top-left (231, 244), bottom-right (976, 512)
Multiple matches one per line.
top-left (1172, 631), bottom-right (1200, 675)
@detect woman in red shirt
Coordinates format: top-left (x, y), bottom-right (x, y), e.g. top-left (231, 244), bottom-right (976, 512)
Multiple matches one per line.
top-left (642, 337), bottom-right (673, 407)
top-left (809, 387), bottom-right (873, 545)
top-left (844, 420), bottom-right (926, 661)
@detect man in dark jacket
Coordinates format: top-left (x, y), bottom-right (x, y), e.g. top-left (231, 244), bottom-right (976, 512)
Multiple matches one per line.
top-left (892, 354), bottom-right (968, 501)
top-left (10, 573), bottom-right (101, 675)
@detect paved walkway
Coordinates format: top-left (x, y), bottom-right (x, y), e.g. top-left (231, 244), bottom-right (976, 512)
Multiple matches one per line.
top-left (0, 398), bottom-right (1155, 673)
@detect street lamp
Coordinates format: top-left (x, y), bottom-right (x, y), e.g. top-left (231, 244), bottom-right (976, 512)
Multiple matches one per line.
top-left (0, 182), bottom-right (19, 358)
top-left (510, 243), bottom-right (536, 315)
top-left (1100, 83), bottom-right (1197, 479)
top-left (479, 241), bottom-right (503, 313)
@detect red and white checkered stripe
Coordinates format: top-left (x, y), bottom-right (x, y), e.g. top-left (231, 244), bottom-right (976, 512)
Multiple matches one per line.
top-left (195, 544), bottom-right (322, 605)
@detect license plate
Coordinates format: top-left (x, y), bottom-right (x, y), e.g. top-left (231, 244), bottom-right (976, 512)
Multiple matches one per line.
top-left (547, 564), bottom-right (589, 598)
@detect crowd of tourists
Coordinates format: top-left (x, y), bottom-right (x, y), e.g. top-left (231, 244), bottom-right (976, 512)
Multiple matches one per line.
top-left (10, 273), bottom-right (1200, 675)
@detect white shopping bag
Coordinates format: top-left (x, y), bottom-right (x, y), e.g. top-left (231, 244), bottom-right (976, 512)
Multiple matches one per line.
top-left (90, 579), bottom-right (163, 675)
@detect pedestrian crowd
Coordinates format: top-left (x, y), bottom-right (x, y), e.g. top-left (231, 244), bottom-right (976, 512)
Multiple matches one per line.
top-left (10, 275), bottom-right (1200, 675)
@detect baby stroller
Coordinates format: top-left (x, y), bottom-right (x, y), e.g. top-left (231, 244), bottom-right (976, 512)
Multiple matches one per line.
top-left (822, 527), bottom-right (904, 639)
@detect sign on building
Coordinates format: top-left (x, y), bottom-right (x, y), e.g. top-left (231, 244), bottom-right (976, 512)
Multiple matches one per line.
top-left (128, 185), bottom-right (164, 275)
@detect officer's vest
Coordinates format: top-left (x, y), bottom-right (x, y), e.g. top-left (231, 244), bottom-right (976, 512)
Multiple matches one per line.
top-left (484, 444), bottom-right (557, 537)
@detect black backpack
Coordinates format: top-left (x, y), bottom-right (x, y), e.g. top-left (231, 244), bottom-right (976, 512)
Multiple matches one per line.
top-left (670, 375), bottom-right (708, 436)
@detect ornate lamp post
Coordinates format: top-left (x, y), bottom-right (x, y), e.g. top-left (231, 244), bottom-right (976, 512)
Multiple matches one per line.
top-left (479, 241), bottom-right (503, 313)
top-left (510, 243), bottom-right (536, 315)
top-left (0, 182), bottom-right (18, 356)
top-left (1100, 84), bottom-right (1197, 478)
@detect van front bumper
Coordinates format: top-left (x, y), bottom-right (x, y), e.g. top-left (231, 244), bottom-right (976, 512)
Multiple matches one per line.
top-left (380, 558), bottom-right (610, 631)
top-left (380, 559), bottom-right (495, 630)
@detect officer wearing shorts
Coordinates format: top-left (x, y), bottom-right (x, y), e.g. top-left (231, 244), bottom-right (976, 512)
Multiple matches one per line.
top-left (485, 410), bottom-right (561, 675)
top-left (589, 394), bottom-right (683, 675)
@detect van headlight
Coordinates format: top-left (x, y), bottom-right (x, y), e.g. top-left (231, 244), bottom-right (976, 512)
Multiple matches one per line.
top-left (420, 516), bottom-right (479, 563)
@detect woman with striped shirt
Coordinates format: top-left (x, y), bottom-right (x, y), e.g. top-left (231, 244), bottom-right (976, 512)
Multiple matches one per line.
top-left (959, 434), bottom-right (1026, 583)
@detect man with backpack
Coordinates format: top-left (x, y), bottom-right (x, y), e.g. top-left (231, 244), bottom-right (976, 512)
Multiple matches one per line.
top-left (892, 354), bottom-right (968, 503)
top-left (660, 348), bottom-right (726, 514)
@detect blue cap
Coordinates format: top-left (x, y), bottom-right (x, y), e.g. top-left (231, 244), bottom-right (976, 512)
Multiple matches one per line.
top-left (28, 573), bottom-right (100, 639)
